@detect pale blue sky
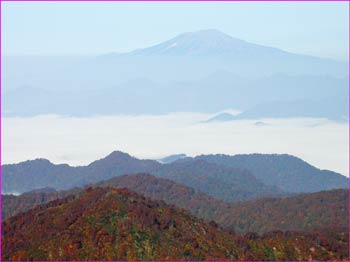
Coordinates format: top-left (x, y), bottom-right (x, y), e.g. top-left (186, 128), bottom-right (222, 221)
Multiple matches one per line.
top-left (3, 2), bottom-right (349, 60)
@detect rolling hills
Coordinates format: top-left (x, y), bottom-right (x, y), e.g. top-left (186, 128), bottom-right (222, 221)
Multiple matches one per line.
top-left (3, 173), bottom-right (348, 237)
top-left (2, 187), bottom-right (348, 260)
top-left (2, 187), bottom-right (238, 260)
top-left (219, 189), bottom-right (349, 235)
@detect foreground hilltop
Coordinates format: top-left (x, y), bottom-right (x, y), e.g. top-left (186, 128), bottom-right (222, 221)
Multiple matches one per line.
top-left (2, 187), bottom-right (238, 260)
top-left (2, 187), bottom-right (348, 260)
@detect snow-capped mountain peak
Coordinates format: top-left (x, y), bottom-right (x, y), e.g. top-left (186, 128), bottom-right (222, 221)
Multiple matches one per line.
top-left (131, 29), bottom-right (279, 56)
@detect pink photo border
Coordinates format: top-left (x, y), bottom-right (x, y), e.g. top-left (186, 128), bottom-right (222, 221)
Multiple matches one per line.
top-left (0, 0), bottom-right (348, 261)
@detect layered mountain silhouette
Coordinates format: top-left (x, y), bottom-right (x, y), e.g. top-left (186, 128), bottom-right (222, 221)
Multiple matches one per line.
top-left (3, 151), bottom-right (348, 196)
top-left (154, 159), bottom-right (284, 201)
top-left (4, 72), bottom-right (347, 118)
top-left (3, 173), bottom-right (348, 238)
top-left (4, 30), bottom-right (347, 117)
top-left (2, 187), bottom-right (348, 260)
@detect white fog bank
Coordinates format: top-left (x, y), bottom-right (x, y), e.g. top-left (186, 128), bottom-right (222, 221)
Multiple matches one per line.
top-left (2, 113), bottom-right (348, 177)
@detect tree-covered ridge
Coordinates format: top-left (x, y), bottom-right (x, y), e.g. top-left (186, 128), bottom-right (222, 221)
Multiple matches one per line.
top-left (218, 189), bottom-right (349, 235)
top-left (2, 187), bottom-right (81, 220)
top-left (2, 187), bottom-right (349, 261)
top-left (97, 173), bottom-right (231, 222)
top-left (2, 187), bottom-right (239, 260)
top-left (97, 175), bottom-right (349, 235)
top-left (2, 174), bottom-right (348, 237)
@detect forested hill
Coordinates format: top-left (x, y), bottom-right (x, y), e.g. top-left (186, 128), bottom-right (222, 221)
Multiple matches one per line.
top-left (2, 187), bottom-right (348, 261)
top-left (3, 174), bottom-right (348, 236)
top-left (2, 187), bottom-right (236, 260)
top-left (218, 188), bottom-right (349, 235)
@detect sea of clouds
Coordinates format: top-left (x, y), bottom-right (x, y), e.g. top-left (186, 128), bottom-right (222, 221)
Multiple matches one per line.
top-left (3, 112), bottom-right (348, 177)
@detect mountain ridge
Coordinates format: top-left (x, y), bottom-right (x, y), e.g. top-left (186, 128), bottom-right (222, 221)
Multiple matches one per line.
top-left (2, 186), bottom-right (348, 260)
top-left (193, 153), bottom-right (348, 193)
top-left (3, 173), bottom-right (347, 237)
top-left (3, 151), bottom-right (347, 195)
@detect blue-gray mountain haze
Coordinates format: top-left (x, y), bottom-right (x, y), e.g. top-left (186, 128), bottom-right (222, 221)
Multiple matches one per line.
top-left (3, 30), bottom-right (348, 120)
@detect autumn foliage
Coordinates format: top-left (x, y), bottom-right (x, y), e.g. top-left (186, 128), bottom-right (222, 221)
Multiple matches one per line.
top-left (2, 187), bottom-right (349, 261)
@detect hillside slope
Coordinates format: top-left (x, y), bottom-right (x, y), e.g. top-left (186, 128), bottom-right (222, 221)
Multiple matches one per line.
top-left (219, 189), bottom-right (349, 235)
top-left (2, 187), bottom-right (348, 260)
top-left (2, 187), bottom-right (238, 260)
top-left (155, 159), bottom-right (285, 201)
top-left (3, 174), bottom-right (348, 237)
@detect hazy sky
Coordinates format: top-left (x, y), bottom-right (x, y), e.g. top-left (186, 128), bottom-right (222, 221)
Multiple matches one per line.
top-left (3, 2), bottom-right (349, 60)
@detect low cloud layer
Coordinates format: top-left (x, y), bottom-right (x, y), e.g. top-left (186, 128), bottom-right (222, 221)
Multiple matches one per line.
top-left (3, 113), bottom-right (348, 176)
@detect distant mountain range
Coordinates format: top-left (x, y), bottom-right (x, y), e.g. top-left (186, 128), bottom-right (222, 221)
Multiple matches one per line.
top-left (3, 151), bottom-right (348, 197)
top-left (4, 29), bottom-right (348, 117)
top-left (206, 97), bottom-right (347, 122)
top-left (4, 71), bottom-right (347, 119)
top-left (3, 187), bottom-right (348, 260)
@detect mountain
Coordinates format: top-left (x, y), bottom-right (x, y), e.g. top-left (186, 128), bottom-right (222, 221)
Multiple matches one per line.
top-left (4, 173), bottom-right (348, 239)
top-left (157, 154), bottom-right (187, 164)
top-left (2, 187), bottom-right (83, 220)
top-left (3, 151), bottom-right (347, 196)
top-left (4, 72), bottom-right (347, 118)
top-left (119, 29), bottom-right (347, 78)
top-left (99, 175), bottom-right (348, 235)
top-left (2, 173), bottom-right (227, 221)
top-left (154, 159), bottom-right (286, 201)
top-left (221, 189), bottom-right (349, 235)
top-left (2, 187), bottom-right (348, 260)
top-left (2, 187), bottom-right (240, 260)
top-left (254, 121), bottom-right (269, 126)
top-left (4, 30), bottom-right (348, 117)
top-left (2, 151), bottom-right (161, 194)
top-left (81, 151), bottom-right (161, 184)
top-left (195, 154), bottom-right (349, 193)
top-left (205, 112), bottom-right (235, 122)
top-left (205, 98), bottom-right (347, 122)
top-left (129, 29), bottom-right (284, 57)
top-left (96, 173), bottom-right (230, 222)
top-left (2, 155), bottom-right (284, 202)
top-left (2, 159), bottom-right (82, 194)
